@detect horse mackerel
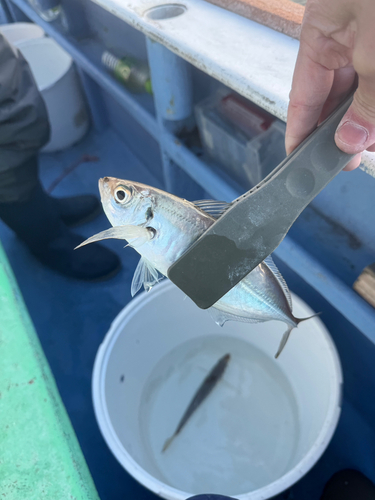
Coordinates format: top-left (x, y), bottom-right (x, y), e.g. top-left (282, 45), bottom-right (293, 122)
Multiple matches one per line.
top-left (77, 177), bottom-right (318, 358)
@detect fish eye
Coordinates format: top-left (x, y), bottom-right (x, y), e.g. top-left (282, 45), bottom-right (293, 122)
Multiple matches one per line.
top-left (114, 186), bottom-right (131, 204)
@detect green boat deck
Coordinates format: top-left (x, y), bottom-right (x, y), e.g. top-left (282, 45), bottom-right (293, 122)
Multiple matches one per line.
top-left (0, 243), bottom-right (99, 500)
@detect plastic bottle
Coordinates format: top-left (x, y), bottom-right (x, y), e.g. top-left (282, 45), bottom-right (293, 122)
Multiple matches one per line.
top-left (102, 51), bottom-right (152, 94)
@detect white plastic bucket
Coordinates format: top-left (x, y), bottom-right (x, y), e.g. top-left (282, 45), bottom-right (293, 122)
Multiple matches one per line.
top-left (93, 280), bottom-right (342, 500)
top-left (15, 37), bottom-right (89, 152)
top-left (0, 22), bottom-right (45, 45)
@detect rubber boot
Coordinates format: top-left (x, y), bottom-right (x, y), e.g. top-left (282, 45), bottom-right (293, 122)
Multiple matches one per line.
top-left (54, 194), bottom-right (102, 228)
top-left (0, 182), bottom-right (121, 281)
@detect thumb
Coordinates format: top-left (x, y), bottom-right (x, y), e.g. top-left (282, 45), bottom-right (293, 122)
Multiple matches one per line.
top-left (335, 85), bottom-right (375, 155)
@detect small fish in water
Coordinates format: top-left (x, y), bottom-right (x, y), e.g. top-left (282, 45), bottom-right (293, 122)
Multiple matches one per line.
top-left (77, 177), bottom-right (319, 358)
top-left (162, 353), bottom-right (231, 452)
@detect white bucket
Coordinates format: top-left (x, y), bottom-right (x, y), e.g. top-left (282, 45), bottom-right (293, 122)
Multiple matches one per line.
top-left (0, 22), bottom-right (45, 45)
top-left (15, 37), bottom-right (89, 152)
top-left (93, 280), bottom-right (342, 500)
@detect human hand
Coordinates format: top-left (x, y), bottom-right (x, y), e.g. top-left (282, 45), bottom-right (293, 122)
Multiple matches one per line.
top-left (285, 0), bottom-right (375, 170)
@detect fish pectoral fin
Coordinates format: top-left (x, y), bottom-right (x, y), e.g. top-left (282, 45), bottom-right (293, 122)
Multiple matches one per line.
top-left (275, 325), bottom-right (293, 359)
top-left (162, 435), bottom-right (175, 453)
top-left (75, 225), bottom-right (152, 250)
top-left (131, 257), bottom-right (164, 297)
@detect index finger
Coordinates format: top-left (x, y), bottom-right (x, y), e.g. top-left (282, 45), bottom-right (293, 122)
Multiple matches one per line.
top-left (285, 47), bottom-right (334, 155)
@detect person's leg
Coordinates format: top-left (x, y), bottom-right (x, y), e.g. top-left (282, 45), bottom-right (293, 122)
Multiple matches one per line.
top-left (0, 155), bottom-right (121, 280)
top-left (0, 35), bottom-right (120, 280)
top-left (0, 33), bottom-right (50, 202)
top-left (54, 192), bottom-right (102, 228)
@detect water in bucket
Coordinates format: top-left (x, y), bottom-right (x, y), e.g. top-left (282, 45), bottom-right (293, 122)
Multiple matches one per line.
top-left (139, 334), bottom-right (299, 495)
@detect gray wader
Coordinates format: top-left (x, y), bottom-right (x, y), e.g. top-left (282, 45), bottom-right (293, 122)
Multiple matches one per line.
top-left (0, 32), bottom-right (50, 203)
top-left (0, 32), bottom-right (120, 280)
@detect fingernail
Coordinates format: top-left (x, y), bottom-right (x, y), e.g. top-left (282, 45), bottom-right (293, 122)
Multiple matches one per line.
top-left (336, 120), bottom-right (369, 149)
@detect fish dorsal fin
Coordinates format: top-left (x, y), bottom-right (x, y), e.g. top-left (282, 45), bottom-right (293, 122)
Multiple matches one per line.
top-left (264, 255), bottom-right (293, 310)
top-left (193, 200), bottom-right (232, 219)
top-left (131, 257), bottom-right (164, 297)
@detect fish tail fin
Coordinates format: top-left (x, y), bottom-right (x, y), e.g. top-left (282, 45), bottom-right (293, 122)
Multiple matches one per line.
top-left (296, 311), bottom-right (322, 325)
top-left (275, 325), bottom-right (293, 359)
top-left (162, 435), bottom-right (175, 453)
top-left (275, 312), bottom-right (322, 359)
